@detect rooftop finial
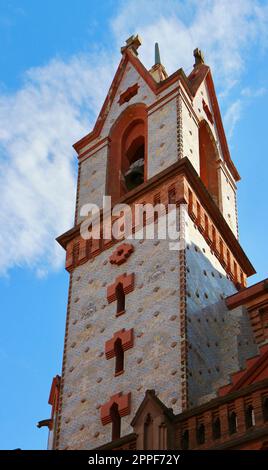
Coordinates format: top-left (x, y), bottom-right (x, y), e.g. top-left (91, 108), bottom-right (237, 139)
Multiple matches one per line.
top-left (121, 35), bottom-right (142, 56)
top-left (155, 43), bottom-right (161, 65)
top-left (193, 48), bottom-right (205, 67)
top-left (149, 42), bottom-right (168, 82)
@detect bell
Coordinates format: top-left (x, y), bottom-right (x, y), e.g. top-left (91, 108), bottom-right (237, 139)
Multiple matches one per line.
top-left (124, 158), bottom-right (144, 191)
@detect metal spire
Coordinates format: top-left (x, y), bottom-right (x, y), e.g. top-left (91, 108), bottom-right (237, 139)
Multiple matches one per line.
top-left (155, 43), bottom-right (161, 65)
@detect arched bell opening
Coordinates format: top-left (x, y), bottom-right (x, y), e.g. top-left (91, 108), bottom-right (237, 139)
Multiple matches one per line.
top-left (122, 121), bottom-right (145, 192)
top-left (107, 104), bottom-right (147, 203)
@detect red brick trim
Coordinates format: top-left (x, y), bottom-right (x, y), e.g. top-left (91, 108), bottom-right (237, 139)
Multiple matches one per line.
top-left (218, 344), bottom-right (268, 396)
top-left (101, 392), bottom-right (131, 425)
top-left (107, 273), bottom-right (135, 303)
top-left (54, 272), bottom-right (74, 449)
top-left (226, 279), bottom-right (268, 310)
top-left (78, 136), bottom-right (110, 161)
top-left (105, 329), bottom-right (134, 359)
top-left (106, 102), bottom-right (148, 204)
top-left (205, 72), bottom-right (240, 182)
top-left (58, 158), bottom-right (254, 282)
top-left (187, 185), bottom-right (247, 287)
top-left (109, 243), bottom-right (134, 266)
top-left (118, 83), bottom-right (139, 105)
top-left (74, 161), bottom-right (81, 225)
top-left (177, 93), bottom-right (183, 160)
top-left (48, 375), bottom-right (61, 418)
top-left (73, 50), bottom-right (193, 155)
top-left (202, 98), bottom-right (214, 124)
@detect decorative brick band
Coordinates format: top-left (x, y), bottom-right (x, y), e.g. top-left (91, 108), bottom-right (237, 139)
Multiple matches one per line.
top-left (64, 173), bottom-right (188, 273)
top-left (107, 273), bottom-right (135, 303)
top-left (109, 243), bottom-right (134, 266)
top-left (105, 328), bottom-right (134, 359)
top-left (101, 392), bottom-right (131, 425)
top-left (187, 186), bottom-right (246, 288)
top-left (174, 379), bottom-right (268, 450)
top-left (61, 159), bottom-right (252, 288)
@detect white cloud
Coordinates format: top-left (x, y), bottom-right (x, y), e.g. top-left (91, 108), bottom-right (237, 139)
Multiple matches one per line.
top-left (0, 0), bottom-right (268, 276)
top-left (241, 86), bottom-right (267, 97)
top-left (112, 0), bottom-right (268, 91)
top-left (224, 100), bottom-right (242, 138)
top-left (223, 85), bottom-right (266, 137)
top-left (0, 52), bottom-right (115, 275)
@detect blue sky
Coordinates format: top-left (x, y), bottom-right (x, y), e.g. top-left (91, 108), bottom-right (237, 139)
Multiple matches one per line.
top-left (0, 0), bottom-right (268, 449)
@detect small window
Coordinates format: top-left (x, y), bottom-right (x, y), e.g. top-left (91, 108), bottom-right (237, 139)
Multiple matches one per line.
top-left (263, 397), bottom-right (268, 422)
top-left (245, 405), bottom-right (255, 429)
top-left (196, 423), bottom-right (205, 445)
top-left (114, 338), bottom-right (124, 375)
top-left (111, 403), bottom-right (121, 441)
top-left (144, 414), bottom-right (153, 450)
top-left (181, 430), bottom-right (189, 450)
top-left (124, 136), bottom-right (145, 192)
top-left (228, 411), bottom-right (237, 435)
top-left (212, 417), bottom-right (221, 440)
top-left (116, 282), bottom-right (125, 315)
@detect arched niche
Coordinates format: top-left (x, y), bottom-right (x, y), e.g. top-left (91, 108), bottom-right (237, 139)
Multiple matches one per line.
top-left (199, 119), bottom-right (220, 206)
top-left (107, 103), bottom-right (147, 204)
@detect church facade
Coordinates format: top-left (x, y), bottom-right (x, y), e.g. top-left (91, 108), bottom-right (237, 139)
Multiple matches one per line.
top-left (39, 36), bottom-right (268, 450)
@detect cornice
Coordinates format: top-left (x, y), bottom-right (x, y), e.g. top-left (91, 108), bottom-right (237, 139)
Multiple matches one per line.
top-left (56, 157), bottom-right (255, 277)
top-left (226, 278), bottom-right (268, 310)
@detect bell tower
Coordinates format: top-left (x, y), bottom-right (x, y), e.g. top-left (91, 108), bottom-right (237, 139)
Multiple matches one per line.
top-left (51, 36), bottom-right (257, 450)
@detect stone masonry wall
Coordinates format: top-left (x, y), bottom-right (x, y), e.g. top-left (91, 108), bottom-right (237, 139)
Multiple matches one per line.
top-left (218, 165), bottom-right (238, 237)
top-left (185, 215), bottom-right (257, 407)
top-left (181, 97), bottom-right (200, 174)
top-left (147, 96), bottom-right (178, 178)
top-left (58, 236), bottom-right (183, 450)
top-left (76, 145), bottom-right (108, 224)
top-left (193, 81), bottom-right (238, 237)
